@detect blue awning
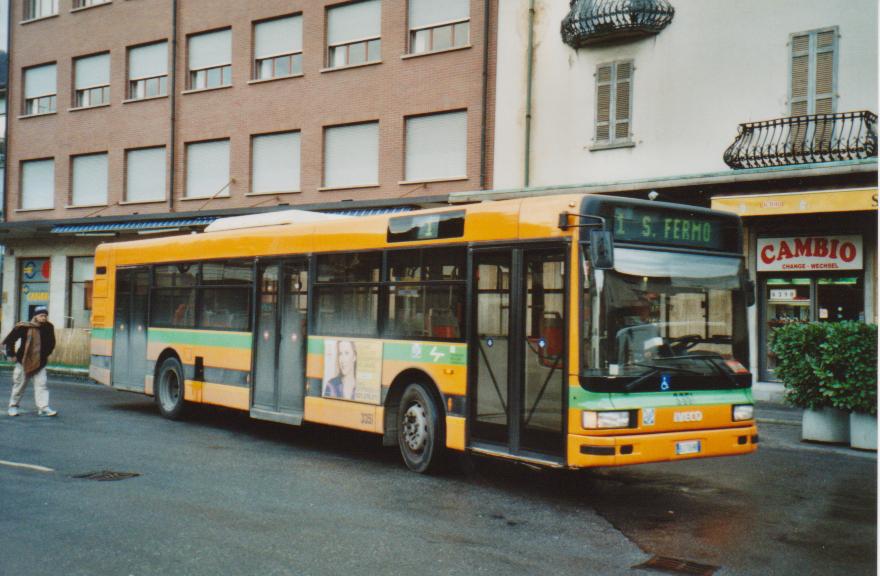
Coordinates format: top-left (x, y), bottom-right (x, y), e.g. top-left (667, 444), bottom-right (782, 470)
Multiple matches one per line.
top-left (328, 207), bottom-right (414, 217)
top-left (51, 217), bottom-right (217, 234)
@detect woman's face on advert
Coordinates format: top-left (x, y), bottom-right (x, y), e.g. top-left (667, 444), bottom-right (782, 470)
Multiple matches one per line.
top-left (338, 341), bottom-right (356, 376)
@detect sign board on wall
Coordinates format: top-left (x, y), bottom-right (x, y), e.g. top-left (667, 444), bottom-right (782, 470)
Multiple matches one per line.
top-left (757, 235), bottom-right (863, 272)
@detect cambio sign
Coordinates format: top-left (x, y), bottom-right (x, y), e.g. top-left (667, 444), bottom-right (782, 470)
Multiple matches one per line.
top-left (757, 235), bottom-right (863, 271)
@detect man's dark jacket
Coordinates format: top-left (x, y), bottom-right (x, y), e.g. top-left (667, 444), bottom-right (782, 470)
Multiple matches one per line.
top-left (3, 321), bottom-right (56, 371)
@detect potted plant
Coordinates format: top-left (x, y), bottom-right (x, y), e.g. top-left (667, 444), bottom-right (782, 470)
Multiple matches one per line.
top-left (818, 321), bottom-right (877, 451)
top-left (771, 322), bottom-right (849, 443)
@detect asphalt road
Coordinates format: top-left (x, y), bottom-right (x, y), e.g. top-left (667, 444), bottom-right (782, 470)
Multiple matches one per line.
top-left (0, 375), bottom-right (875, 576)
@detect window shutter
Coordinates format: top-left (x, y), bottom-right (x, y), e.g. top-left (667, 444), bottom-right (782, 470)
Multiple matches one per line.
top-left (129, 42), bottom-right (168, 80)
top-left (71, 153), bottom-right (109, 206)
top-left (409, 0), bottom-right (469, 29)
top-left (790, 29), bottom-right (836, 117)
top-left (327, 0), bottom-right (381, 45)
top-left (405, 111), bottom-right (467, 181)
top-left (189, 29), bottom-right (232, 70)
top-left (74, 53), bottom-right (110, 90)
top-left (324, 123), bottom-right (379, 188)
top-left (615, 62), bottom-right (632, 141)
top-left (252, 132), bottom-right (301, 193)
top-left (24, 64), bottom-right (56, 98)
top-left (790, 33), bottom-right (810, 116)
top-left (126, 147), bottom-right (166, 202)
top-left (595, 64), bottom-right (612, 142)
top-left (255, 16), bottom-right (302, 59)
top-left (21, 159), bottom-right (54, 210)
top-left (186, 140), bottom-right (230, 198)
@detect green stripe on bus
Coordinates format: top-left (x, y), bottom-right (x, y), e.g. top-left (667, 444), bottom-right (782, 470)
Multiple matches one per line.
top-left (91, 328), bottom-right (113, 340)
top-left (570, 387), bottom-right (754, 410)
top-left (383, 342), bottom-right (467, 366)
top-left (147, 328), bottom-right (252, 349)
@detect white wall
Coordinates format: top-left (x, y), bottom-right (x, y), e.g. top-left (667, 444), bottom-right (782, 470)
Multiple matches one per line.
top-left (494, 0), bottom-right (879, 189)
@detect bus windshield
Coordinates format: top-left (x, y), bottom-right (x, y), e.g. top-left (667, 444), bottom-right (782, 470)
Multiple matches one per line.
top-left (583, 247), bottom-right (750, 393)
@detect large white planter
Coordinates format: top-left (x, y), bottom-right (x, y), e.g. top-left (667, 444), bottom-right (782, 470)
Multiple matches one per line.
top-left (849, 412), bottom-right (878, 451)
top-left (802, 407), bottom-right (850, 444)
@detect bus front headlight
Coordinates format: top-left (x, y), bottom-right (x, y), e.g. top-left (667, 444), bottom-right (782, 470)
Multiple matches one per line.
top-left (732, 404), bottom-right (754, 421)
top-left (582, 410), bottom-right (632, 429)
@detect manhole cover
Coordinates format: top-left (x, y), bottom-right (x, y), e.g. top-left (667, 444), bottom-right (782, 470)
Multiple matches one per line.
top-left (633, 555), bottom-right (719, 576)
top-left (72, 470), bottom-right (140, 481)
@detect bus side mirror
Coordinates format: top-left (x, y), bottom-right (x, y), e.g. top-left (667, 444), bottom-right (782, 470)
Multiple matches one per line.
top-left (589, 230), bottom-right (615, 269)
top-left (746, 279), bottom-right (756, 307)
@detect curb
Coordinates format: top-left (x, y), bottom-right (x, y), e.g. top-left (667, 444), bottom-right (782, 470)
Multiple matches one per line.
top-left (0, 363), bottom-right (89, 378)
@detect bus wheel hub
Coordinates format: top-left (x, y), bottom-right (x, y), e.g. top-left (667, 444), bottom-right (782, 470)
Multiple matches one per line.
top-left (403, 403), bottom-right (428, 452)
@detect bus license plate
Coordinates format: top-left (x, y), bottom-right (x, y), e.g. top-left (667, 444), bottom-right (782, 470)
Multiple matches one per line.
top-left (675, 440), bottom-right (701, 455)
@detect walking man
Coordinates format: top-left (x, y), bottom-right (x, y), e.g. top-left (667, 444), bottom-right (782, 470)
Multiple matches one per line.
top-left (5, 306), bottom-right (57, 417)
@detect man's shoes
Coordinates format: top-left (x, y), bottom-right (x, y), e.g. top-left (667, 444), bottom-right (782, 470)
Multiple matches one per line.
top-left (7, 406), bottom-right (18, 417)
top-left (37, 407), bottom-right (57, 417)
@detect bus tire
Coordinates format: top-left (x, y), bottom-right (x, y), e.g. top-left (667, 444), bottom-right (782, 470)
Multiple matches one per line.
top-left (398, 382), bottom-right (444, 474)
top-left (156, 356), bottom-right (187, 420)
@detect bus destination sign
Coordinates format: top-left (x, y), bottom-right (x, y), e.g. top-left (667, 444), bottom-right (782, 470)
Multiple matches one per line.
top-left (611, 206), bottom-right (731, 251)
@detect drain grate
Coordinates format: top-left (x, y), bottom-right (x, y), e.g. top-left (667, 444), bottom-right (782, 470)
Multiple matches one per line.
top-left (633, 556), bottom-right (719, 576)
top-left (72, 470), bottom-right (140, 481)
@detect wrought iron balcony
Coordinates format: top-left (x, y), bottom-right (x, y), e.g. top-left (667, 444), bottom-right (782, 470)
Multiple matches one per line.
top-left (723, 111), bottom-right (877, 170)
top-left (561, 0), bottom-right (675, 48)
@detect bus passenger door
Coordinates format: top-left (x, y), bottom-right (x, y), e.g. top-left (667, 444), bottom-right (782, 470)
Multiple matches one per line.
top-left (469, 246), bottom-right (566, 463)
top-left (112, 267), bottom-right (150, 392)
top-left (251, 260), bottom-right (308, 425)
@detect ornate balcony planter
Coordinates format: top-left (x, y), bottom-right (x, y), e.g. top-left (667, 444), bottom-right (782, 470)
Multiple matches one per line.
top-left (723, 110), bottom-right (877, 169)
top-left (561, 0), bottom-right (675, 48)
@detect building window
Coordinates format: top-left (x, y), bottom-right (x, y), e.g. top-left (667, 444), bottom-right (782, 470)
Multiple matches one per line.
top-left (24, 0), bottom-right (57, 20)
top-left (68, 256), bottom-right (94, 329)
top-left (323, 122), bottom-right (379, 189)
top-left (70, 152), bottom-right (108, 206)
top-left (21, 158), bottom-right (54, 210)
top-left (252, 132), bottom-right (301, 194)
top-left (125, 146), bottom-right (166, 203)
top-left (326, 0), bottom-right (381, 68)
top-left (74, 53), bottom-right (110, 108)
top-left (408, 0), bottom-right (469, 54)
top-left (188, 29), bottom-right (232, 90)
top-left (405, 110), bottom-right (467, 182)
top-left (18, 258), bottom-right (50, 322)
top-left (185, 139), bottom-right (230, 198)
top-left (790, 28), bottom-right (837, 117)
top-left (128, 41), bottom-right (168, 100)
top-left (595, 61), bottom-right (633, 145)
top-left (254, 15), bottom-right (303, 80)
top-left (23, 63), bottom-right (56, 115)
top-left (73, 0), bottom-right (109, 9)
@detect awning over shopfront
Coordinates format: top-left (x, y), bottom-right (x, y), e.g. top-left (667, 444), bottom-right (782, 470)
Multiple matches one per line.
top-left (51, 217), bottom-right (218, 234)
top-left (711, 188), bottom-right (877, 217)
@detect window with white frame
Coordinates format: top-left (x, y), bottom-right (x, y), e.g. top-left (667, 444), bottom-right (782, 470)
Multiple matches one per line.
top-left (128, 42), bottom-right (168, 100)
top-left (252, 132), bottom-right (301, 193)
top-left (71, 153), bottom-right (108, 206)
top-left (188, 29), bottom-right (232, 90)
top-left (323, 122), bottom-right (379, 188)
top-left (67, 256), bottom-right (94, 329)
top-left (24, 0), bottom-right (57, 20)
top-left (405, 110), bottom-right (467, 181)
top-left (254, 15), bottom-right (303, 80)
top-left (23, 63), bottom-right (56, 115)
top-left (73, 0), bottom-right (109, 9)
top-left (186, 140), bottom-right (230, 198)
top-left (595, 61), bottom-right (633, 145)
top-left (326, 0), bottom-right (381, 68)
top-left (21, 159), bottom-right (54, 210)
top-left (74, 53), bottom-right (110, 108)
top-left (408, 0), bottom-right (469, 54)
top-left (126, 147), bottom-right (166, 203)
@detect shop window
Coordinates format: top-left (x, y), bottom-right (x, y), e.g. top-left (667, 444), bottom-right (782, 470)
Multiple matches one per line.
top-left (68, 256), bottom-right (94, 328)
top-left (18, 257), bottom-right (51, 322)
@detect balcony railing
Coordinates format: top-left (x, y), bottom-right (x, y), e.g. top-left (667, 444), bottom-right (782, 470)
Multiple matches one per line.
top-left (723, 111), bottom-right (877, 170)
top-left (561, 0), bottom-right (675, 48)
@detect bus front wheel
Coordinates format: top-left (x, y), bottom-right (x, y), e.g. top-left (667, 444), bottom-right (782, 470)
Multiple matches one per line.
top-left (156, 357), bottom-right (187, 420)
top-left (398, 382), bottom-right (444, 474)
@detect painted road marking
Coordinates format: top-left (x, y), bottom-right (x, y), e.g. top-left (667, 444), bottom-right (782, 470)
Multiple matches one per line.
top-left (0, 459), bottom-right (55, 473)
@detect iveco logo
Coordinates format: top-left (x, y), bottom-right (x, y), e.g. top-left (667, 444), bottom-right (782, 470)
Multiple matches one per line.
top-left (673, 411), bottom-right (703, 423)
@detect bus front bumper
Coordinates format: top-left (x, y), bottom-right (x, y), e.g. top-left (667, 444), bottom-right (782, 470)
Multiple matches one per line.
top-left (567, 425), bottom-right (758, 468)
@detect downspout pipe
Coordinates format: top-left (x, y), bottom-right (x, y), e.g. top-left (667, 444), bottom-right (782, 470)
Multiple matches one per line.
top-left (479, 0), bottom-right (490, 190)
top-left (524, 0), bottom-right (536, 188)
top-left (168, 0), bottom-right (178, 213)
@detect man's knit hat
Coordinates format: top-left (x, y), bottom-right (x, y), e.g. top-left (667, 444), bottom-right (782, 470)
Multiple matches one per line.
top-left (32, 306), bottom-right (48, 318)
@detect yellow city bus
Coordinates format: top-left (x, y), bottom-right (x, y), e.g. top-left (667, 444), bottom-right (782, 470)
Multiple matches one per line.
top-left (89, 194), bottom-right (758, 473)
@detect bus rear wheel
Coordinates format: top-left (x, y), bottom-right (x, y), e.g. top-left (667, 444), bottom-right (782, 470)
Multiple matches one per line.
top-left (156, 356), bottom-right (187, 420)
top-left (398, 382), bottom-right (444, 474)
